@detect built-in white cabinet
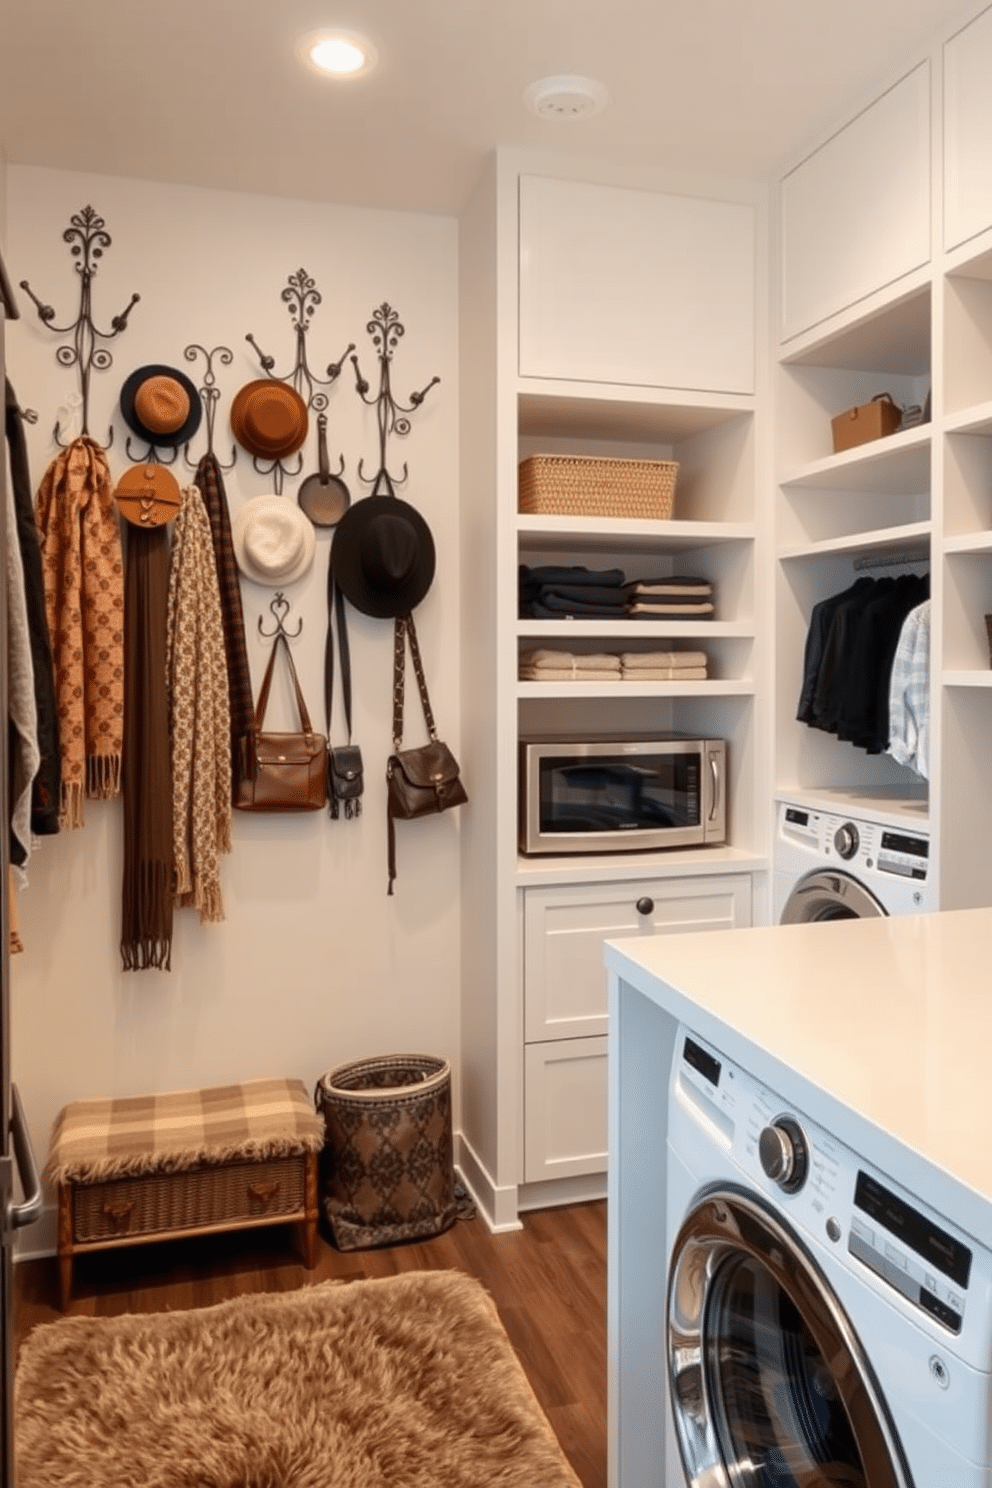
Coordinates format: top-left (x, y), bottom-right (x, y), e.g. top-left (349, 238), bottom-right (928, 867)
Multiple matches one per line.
top-left (774, 13), bottom-right (992, 919)
top-left (518, 175), bottom-right (756, 394)
top-left (521, 873), bottom-right (752, 1184)
top-left (779, 63), bottom-right (931, 342)
top-left (944, 5), bottom-right (992, 253)
top-left (459, 156), bottom-right (766, 1226)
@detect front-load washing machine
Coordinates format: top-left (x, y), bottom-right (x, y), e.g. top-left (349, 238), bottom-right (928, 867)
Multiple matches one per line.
top-left (664, 1024), bottom-right (992, 1487)
top-left (774, 791), bottom-right (933, 924)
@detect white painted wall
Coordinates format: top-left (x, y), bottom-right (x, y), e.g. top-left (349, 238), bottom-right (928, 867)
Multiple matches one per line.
top-left (4, 165), bottom-right (462, 1250)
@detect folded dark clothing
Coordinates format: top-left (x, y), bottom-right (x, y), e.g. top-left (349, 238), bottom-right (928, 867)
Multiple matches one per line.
top-left (541, 584), bottom-right (629, 607)
top-left (530, 596), bottom-right (633, 618)
top-left (520, 565), bottom-right (626, 588)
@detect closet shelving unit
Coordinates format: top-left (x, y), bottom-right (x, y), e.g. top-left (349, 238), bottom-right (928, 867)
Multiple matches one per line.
top-left (516, 392), bottom-right (759, 862)
top-left (774, 280), bottom-right (934, 810)
top-left (939, 237), bottom-right (992, 908)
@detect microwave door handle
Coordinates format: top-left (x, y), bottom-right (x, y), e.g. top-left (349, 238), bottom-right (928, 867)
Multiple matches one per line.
top-left (708, 750), bottom-right (721, 825)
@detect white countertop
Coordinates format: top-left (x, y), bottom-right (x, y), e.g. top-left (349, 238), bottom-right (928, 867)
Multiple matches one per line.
top-left (605, 906), bottom-right (992, 1239)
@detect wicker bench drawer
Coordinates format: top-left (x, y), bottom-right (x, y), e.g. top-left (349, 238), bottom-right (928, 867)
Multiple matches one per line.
top-left (72, 1155), bottom-right (309, 1244)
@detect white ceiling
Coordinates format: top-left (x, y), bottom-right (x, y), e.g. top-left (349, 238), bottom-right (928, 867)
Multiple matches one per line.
top-left (0, 0), bottom-right (972, 216)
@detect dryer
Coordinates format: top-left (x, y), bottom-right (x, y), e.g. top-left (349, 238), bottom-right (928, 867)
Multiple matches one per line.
top-left (774, 791), bottom-right (933, 924)
top-left (664, 1025), bottom-right (992, 1487)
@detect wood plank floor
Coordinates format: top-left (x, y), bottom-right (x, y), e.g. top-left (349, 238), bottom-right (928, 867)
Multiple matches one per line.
top-left (13, 1199), bottom-right (608, 1488)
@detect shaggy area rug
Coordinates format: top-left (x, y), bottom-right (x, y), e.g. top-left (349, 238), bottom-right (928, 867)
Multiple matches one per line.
top-left (15, 1271), bottom-right (582, 1488)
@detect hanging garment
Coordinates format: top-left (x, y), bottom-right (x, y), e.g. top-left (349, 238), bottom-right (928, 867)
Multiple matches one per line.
top-left (121, 524), bottom-right (173, 972)
top-left (4, 380), bottom-right (60, 838)
top-left (194, 452), bottom-right (255, 796)
top-left (796, 577), bottom-right (874, 724)
top-left (887, 600), bottom-right (930, 779)
top-left (5, 470), bottom-right (39, 877)
top-left (166, 485), bottom-right (232, 925)
top-left (833, 573), bottom-right (929, 752)
top-left (34, 435), bottom-right (124, 828)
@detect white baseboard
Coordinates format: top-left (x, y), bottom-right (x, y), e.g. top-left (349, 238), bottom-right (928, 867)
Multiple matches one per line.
top-left (453, 1131), bottom-right (522, 1232)
top-left (518, 1171), bottom-right (607, 1212)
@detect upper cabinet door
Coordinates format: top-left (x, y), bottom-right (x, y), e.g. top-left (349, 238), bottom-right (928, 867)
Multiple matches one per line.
top-left (518, 175), bottom-right (755, 394)
top-left (780, 63), bottom-right (931, 341)
top-left (944, 5), bottom-right (992, 253)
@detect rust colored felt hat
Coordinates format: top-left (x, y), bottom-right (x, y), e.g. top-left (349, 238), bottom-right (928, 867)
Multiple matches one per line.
top-left (120, 364), bottom-right (202, 447)
top-left (230, 379), bottom-right (309, 461)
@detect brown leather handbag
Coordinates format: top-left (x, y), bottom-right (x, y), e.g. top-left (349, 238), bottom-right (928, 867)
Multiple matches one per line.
top-left (385, 612), bottom-right (467, 891)
top-left (235, 631), bottom-right (328, 812)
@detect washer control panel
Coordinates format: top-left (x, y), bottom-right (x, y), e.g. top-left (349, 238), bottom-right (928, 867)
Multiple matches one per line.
top-left (779, 803), bottom-right (929, 883)
top-left (675, 1028), bottom-right (973, 1338)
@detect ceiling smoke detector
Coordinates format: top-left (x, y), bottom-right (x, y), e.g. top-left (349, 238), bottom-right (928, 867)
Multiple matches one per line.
top-left (524, 74), bottom-right (610, 122)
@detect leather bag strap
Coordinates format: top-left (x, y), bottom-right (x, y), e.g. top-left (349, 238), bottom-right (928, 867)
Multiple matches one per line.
top-left (325, 571), bottom-right (353, 746)
top-left (255, 631), bottom-right (315, 737)
top-left (392, 612), bottom-right (437, 751)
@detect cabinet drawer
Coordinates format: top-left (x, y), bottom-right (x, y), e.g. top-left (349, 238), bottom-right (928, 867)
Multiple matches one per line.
top-left (523, 875), bottom-right (752, 1043)
top-left (524, 1038), bottom-right (608, 1184)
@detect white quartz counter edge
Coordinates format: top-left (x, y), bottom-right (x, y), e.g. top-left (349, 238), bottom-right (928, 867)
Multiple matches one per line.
top-left (605, 907), bottom-right (992, 1248)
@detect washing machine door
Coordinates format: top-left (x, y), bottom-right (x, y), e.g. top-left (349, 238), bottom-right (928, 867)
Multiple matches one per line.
top-left (667, 1185), bottom-right (914, 1488)
top-left (781, 870), bottom-right (886, 925)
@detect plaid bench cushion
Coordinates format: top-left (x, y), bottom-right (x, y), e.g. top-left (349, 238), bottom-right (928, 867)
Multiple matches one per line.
top-left (47, 1077), bottom-right (324, 1187)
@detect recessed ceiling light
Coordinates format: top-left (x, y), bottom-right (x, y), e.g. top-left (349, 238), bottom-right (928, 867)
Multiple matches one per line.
top-left (298, 29), bottom-right (378, 78)
top-left (523, 74), bottom-right (610, 122)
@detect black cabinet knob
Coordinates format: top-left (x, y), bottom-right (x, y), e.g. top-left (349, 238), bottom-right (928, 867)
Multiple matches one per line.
top-left (635, 897), bottom-right (654, 916)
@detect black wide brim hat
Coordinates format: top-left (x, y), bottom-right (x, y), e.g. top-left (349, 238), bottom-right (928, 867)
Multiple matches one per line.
top-left (331, 495), bottom-right (436, 619)
top-left (119, 363), bottom-right (203, 448)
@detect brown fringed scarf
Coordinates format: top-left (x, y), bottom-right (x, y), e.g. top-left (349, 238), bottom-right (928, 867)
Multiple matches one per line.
top-left (121, 524), bottom-right (173, 972)
top-left (34, 435), bottom-right (124, 829)
top-left (194, 453), bottom-right (256, 797)
top-left (166, 485), bottom-right (232, 923)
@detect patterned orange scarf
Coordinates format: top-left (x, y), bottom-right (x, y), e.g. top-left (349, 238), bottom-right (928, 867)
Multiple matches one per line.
top-left (34, 436), bottom-right (124, 828)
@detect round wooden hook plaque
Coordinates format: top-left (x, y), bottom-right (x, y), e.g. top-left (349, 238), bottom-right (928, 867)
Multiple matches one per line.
top-left (114, 464), bottom-right (183, 528)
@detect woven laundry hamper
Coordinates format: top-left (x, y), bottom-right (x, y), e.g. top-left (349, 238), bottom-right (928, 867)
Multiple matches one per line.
top-left (315, 1054), bottom-right (458, 1251)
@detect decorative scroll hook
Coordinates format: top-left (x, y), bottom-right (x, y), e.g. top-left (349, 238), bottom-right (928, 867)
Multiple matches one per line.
top-left (351, 302), bottom-right (439, 494)
top-left (183, 343), bottom-right (237, 470)
top-left (258, 591), bottom-right (303, 641)
top-left (19, 205), bottom-right (140, 446)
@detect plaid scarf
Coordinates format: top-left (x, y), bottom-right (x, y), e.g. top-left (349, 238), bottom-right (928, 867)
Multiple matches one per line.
top-left (34, 436), bottom-right (124, 829)
top-left (194, 453), bottom-right (255, 795)
top-left (166, 485), bottom-right (232, 923)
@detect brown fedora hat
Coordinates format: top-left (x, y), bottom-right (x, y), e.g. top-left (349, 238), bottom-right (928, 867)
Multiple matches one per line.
top-left (331, 495), bottom-right (435, 618)
top-left (230, 379), bottom-right (309, 461)
top-left (120, 364), bottom-right (202, 447)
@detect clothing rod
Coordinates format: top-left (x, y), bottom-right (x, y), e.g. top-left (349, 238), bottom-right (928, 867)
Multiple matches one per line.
top-left (852, 550), bottom-right (929, 571)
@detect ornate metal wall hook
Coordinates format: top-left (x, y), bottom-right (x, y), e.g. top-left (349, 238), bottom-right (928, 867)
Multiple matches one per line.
top-left (258, 591), bottom-right (302, 641)
top-left (245, 268), bottom-right (354, 414)
top-left (351, 302), bottom-right (439, 494)
top-left (19, 205), bottom-right (140, 446)
top-left (182, 343), bottom-right (237, 470)
top-left (124, 435), bottom-right (179, 466)
top-left (251, 451), bottom-right (304, 497)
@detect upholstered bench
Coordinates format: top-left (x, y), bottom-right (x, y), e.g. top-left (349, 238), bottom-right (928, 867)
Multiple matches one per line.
top-left (47, 1077), bottom-right (325, 1310)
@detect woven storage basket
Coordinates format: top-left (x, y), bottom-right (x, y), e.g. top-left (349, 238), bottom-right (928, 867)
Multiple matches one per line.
top-left (518, 453), bottom-right (677, 520)
top-left (315, 1054), bottom-right (457, 1251)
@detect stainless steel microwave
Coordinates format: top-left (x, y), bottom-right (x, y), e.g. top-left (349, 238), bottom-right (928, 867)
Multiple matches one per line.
top-left (519, 735), bottom-right (726, 855)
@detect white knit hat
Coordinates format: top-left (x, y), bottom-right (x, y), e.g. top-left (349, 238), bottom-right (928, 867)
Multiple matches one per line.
top-left (231, 495), bottom-right (316, 586)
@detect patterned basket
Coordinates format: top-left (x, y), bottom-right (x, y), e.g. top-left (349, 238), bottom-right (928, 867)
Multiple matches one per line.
top-left (518, 453), bottom-right (678, 520)
top-left (314, 1054), bottom-right (457, 1251)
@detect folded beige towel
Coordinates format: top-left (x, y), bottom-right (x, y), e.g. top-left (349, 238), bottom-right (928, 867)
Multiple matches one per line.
top-left (519, 649), bottom-right (622, 672)
top-left (622, 666), bottom-right (708, 681)
top-left (619, 650), bottom-right (708, 669)
top-left (520, 667), bottom-right (623, 682)
top-left (627, 601), bottom-right (715, 616)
